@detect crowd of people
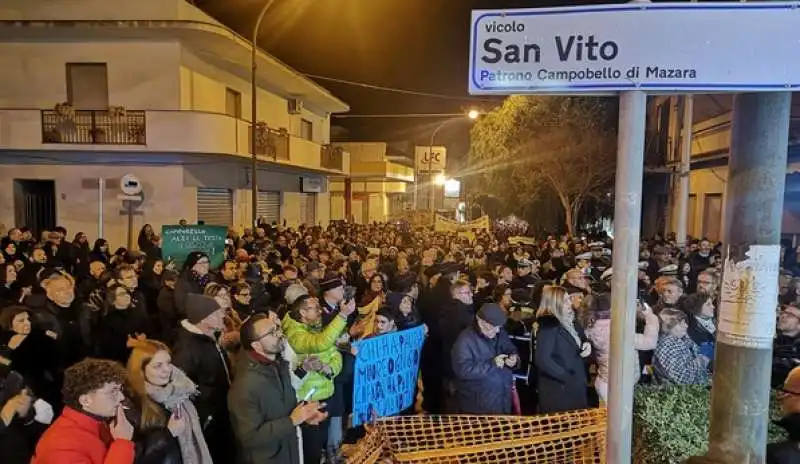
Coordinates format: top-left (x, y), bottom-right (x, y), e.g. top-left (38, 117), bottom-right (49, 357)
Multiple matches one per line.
top-left (0, 220), bottom-right (798, 463)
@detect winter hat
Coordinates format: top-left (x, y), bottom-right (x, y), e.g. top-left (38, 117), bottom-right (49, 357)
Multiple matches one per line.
top-left (477, 303), bottom-right (508, 327)
top-left (182, 251), bottom-right (209, 272)
top-left (306, 261), bottom-right (323, 273)
top-left (244, 263), bottom-right (263, 283)
top-left (319, 273), bottom-right (344, 293)
top-left (185, 293), bottom-right (221, 324)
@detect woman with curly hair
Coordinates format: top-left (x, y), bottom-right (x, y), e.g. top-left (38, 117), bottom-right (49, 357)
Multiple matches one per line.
top-left (32, 358), bottom-right (135, 464)
top-left (126, 337), bottom-right (212, 464)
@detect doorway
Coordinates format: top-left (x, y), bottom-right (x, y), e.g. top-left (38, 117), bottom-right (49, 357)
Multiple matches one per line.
top-left (14, 179), bottom-right (56, 238)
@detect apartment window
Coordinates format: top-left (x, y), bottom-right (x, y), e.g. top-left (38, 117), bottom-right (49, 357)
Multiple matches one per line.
top-left (225, 88), bottom-right (241, 118)
top-left (300, 118), bottom-right (313, 141)
top-left (66, 63), bottom-right (109, 109)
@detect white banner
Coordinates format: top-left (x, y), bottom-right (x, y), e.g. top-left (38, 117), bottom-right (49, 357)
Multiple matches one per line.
top-left (415, 146), bottom-right (447, 173)
top-left (469, 2), bottom-right (800, 94)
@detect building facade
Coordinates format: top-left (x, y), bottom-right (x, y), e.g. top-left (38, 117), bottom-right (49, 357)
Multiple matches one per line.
top-left (329, 142), bottom-right (415, 224)
top-left (643, 94), bottom-right (800, 244)
top-left (0, 0), bottom-right (350, 247)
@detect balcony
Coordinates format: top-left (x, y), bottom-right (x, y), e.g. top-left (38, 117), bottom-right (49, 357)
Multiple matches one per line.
top-left (1, 109), bottom-right (349, 174)
top-left (249, 123), bottom-right (289, 161)
top-left (321, 145), bottom-right (345, 171)
top-left (41, 108), bottom-right (146, 145)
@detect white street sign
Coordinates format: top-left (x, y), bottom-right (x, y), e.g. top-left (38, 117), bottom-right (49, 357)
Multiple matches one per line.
top-left (120, 173), bottom-right (143, 195)
top-left (469, 2), bottom-right (800, 95)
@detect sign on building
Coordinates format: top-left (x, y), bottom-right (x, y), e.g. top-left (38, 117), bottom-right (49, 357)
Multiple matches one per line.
top-left (469, 3), bottom-right (800, 95)
top-left (415, 146), bottom-right (447, 173)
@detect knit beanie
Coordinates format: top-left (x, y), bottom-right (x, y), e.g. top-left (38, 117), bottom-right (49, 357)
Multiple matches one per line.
top-left (185, 293), bottom-right (221, 325)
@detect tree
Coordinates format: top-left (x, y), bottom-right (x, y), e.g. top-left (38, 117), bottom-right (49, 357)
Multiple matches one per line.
top-left (468, 95), bottom-right (617, 235)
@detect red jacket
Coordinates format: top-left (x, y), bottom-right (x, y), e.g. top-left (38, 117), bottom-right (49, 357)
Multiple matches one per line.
top-left (31, 406), bottom-right (134, 464)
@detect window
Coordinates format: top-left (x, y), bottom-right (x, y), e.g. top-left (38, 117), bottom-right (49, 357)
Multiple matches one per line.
top-left (66, 63), bottom-right (109, 109)
top-left (702, 193), bottom-right (723, 241)
top-left (300, 118), bottom-right (313, 141)
top-left (225, 88), bottom-right (241, 118)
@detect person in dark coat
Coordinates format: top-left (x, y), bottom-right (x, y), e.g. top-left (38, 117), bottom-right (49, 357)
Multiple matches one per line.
top-left (93, 283), bottom-right (152, 365)
top-left (173, 252), bottom-right (211, 318)
top-left (156, 270), bottom-right (180, 346)
top-left (172, 293), bottom-right (234, 463)
top-left (768, 366), bottom-right (800, 463)
top-left (229, 312), bottom-right (327, 464)
top-left (437, 279), bottom-right (476, 412)
top-left (534, 285), bottom-right (591, 414)
top-left (451, 304), bottom-right (518, 414)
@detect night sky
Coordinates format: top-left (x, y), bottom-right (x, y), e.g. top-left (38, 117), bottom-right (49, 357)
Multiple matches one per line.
top-left (194, 0), bottom-right (617, 162)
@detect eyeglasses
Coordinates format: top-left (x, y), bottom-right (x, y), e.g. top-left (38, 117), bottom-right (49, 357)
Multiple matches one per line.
top-left (254, 327), bottom-right (281, 342)
top-left (780, 388), bottom-right (800, 396)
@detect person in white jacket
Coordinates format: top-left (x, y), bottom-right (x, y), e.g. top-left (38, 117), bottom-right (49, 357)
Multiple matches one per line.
top-left (585, 292), bottom-right (659, 403)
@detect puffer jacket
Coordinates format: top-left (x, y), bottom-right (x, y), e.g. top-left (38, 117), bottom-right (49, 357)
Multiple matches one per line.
top-left (281, 313), bottom-right (346, 402)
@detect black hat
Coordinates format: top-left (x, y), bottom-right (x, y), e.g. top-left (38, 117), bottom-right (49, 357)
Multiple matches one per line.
top-left (185, 294), bottom-right (221, 324)
top-left (477, 303), bottom-right (508, 327)
top-left (439, 262), bottom-right (461, 277)
top-left (244, 263), bottom-right (262, 283)
top-left (320, 273), bottom-right (344, 293)
top-left (424, 264), bottom-right (443, 278)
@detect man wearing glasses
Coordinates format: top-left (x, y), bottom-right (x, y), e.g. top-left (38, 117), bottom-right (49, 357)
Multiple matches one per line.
top-left (229, 312), bottom-right (327, 464)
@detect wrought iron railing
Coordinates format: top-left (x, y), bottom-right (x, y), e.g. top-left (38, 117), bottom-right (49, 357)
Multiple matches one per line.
top-left (41, 109), bottom-right (146, 145)
top-left (321, 144), bottom-right (344, 170)
top-left (250, 123), bottom-right (289, 160)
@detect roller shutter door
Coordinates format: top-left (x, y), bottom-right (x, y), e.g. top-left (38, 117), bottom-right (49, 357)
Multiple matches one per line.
top-left (298, 193), bottom-right (316, 226)
top-left (196, 187), bottom-right (233, 226)
top-left (257, 190), bottom-right (281, 225)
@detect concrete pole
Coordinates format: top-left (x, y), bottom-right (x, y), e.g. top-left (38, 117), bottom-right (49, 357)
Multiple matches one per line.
top-left (675, 95), bottom-right (693, 246)
top-left (98, 177), bottom-right (104, 240)
top-left (250, 0), bottom-right (276, 228)
top-left (688, 92), bottom-right (791, 464)
top-left (606, 90), bottom-right (647, 464)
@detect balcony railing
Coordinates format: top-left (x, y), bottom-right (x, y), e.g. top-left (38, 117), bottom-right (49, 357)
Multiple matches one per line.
top-left (41, 109), bottom-right (146, 145)
top-left (321, 144), bottom-right (344, 170)
top-left (250, 123), bottom-right (289, 160)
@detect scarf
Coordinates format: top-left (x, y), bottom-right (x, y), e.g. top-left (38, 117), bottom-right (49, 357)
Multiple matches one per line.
top-left (695, 314), bottom-right (716, 335)
top-left (146, 367), bottom-right (213, 464)
top-left (560, 311), bottom-right (582, 348)
top-left (352, 296), bottom-right (383, 340)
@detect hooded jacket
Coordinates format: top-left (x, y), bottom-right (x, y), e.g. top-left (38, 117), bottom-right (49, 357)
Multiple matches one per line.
top-left (281, 312), bottom-right (345, 402)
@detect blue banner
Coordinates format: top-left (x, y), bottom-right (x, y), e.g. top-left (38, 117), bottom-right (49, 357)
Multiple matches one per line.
top-left (351, 325), bottom-right (426, 426)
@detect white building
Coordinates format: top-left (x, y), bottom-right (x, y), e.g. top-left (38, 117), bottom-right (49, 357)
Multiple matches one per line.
top-left (0, 0), bottom-right (350, 247)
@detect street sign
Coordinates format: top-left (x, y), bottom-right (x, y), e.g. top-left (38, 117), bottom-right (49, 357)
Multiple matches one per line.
top-left (120, 173), bottom-right (142, 195)
top-left (469, 2), bottom-right (800, 95)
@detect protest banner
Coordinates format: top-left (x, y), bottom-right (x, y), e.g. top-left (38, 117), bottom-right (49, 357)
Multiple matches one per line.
top-left (161, 225), bottom-right (227, 269)
top-left (351, 325), bottom-right (426, 426)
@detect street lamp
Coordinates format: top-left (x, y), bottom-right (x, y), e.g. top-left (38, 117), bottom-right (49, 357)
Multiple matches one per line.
top-left (250, 0), bottom-right (277, 228)
top-left (426, 110), bottom-right (480, 212)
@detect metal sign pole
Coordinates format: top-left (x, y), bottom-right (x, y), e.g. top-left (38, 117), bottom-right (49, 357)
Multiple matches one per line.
top-left (606, 89), bottom-right (647, 464)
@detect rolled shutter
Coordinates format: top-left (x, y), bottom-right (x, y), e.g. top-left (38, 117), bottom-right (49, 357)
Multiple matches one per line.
top-left (257, 190), bottom-right (281, 224)
top-left (196, 187), bottom-right (232, 226)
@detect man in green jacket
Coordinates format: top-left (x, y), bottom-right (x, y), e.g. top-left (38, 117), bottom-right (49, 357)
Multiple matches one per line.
top-left (228, 312), bottom-right (327, 464)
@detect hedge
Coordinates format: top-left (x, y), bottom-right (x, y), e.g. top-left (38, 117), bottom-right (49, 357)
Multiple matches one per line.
top-left (632, 385), bottom-right (787, 464)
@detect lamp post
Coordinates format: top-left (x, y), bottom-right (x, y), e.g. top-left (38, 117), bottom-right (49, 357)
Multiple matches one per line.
top-left (426, 110), bottom-right (479, 212)
top-left (250, 0), bottom-right (277, 228)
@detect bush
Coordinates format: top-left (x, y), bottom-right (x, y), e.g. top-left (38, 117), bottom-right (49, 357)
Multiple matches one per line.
top-left (632, 385), bottom-right (787, 464)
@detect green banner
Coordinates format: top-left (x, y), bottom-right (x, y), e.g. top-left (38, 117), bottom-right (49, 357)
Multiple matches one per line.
top-left (161, 225), bottom-right (227, 270)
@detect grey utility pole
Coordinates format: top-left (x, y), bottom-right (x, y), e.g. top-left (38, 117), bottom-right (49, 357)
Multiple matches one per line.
top-left (606, 89), bottom-right (647, 463)
top-left (675, 94), bottom-right (693, 246)
top-left (689, 92), bottom-right (791, 463)
top-left (250, 0), bottom-right (277, 227)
